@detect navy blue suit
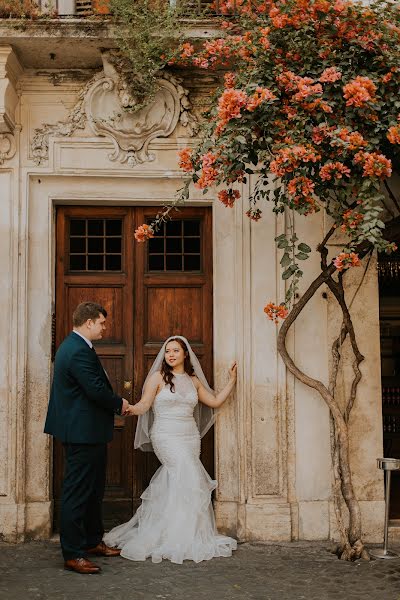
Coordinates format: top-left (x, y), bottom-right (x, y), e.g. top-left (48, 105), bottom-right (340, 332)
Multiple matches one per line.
top-left (44, 332), bottom-right (123, 560)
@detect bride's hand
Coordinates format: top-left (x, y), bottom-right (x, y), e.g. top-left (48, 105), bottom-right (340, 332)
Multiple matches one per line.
top-left (124, 404), bottom-right (136, 416)
top-left (229, 361), bottom-right (237, 383)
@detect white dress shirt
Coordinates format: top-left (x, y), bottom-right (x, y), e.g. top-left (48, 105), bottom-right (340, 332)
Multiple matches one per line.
top-left (72, 329), bottom-right (93, 349)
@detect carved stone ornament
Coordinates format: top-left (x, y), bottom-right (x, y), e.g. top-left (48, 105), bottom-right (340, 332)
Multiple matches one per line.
top-left (31, 52), bottom-right (198, 167)
top-left (0, 133), bottom-right (16, 165)
top-left (0, 46), bottom-right (23, 135)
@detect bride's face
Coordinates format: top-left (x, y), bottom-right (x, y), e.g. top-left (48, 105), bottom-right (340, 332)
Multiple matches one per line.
top-left (165, 341), bottom-right (185, 368)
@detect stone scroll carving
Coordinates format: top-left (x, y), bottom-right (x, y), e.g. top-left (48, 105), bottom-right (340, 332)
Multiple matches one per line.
top-left (0, 133), bottom-right (16, 165)
top-left (31, 52), bottom-right (198, 167)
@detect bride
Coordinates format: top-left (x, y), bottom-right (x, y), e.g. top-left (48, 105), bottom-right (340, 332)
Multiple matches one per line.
top-left (104, 335), bottom-right (237, 564)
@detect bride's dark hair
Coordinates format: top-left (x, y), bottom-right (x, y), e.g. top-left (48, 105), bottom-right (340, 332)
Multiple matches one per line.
top-left (161, 337), bottom-right (194, 393)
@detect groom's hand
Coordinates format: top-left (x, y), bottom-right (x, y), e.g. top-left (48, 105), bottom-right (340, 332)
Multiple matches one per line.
top-left (121, 398), bottom-right (130, 415)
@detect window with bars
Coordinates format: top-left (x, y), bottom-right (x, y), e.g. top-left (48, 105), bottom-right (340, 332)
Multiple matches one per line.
top-left (147, 219), bottom-right (201, 272)
top-left (68, 218), bottom-right (123, 271)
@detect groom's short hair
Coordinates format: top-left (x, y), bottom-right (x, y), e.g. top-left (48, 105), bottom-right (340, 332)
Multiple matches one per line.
top-left (72, 302), bottom-right (107, 327)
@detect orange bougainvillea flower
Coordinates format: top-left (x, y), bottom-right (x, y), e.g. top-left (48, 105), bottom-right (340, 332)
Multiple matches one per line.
top-left (343, 76), bottom-right (377, 107)
top-left (224, 72), bottom-right (236, 88)
top-left (333, 252), bottom-right (361, 271)
top-left (92, 0), bottom-right (110, 15)
top-left (387, 125), bottom-right (400, 145)
top-left (340, 209), bottom-right (364, 232)
top-left (247, 87), bottom-right (276, 111)
top-left (134, 224), bottom-right (154, 243)
top-left (270, 145), bottom-right (321, 177)
top-left (286, 176), bottom-right (316, 212)
top-left (215, 88), bottom-right (248, 134)
top-left (319, 161), bottom-right (351, 181)
top-left (178, 147), bottom-right (194, 172)
top-left (354, 151), bottom-right (392, 178)
top-left (331, 128), bottom-right (367, 151)
top-left (218, 189), bottom-right (241, 207)
top-left (195, 152), bottom-right (220, 189)
top-left (259, 26), bottom-right (271, 50)
top-left (264, 302), bottom-right (289, 323)
top-left (246, 208), bottom-right (262, 221)
top-left (319, 67), bottom-right (342, 83)
top-left (180, 42), bottom-right (195, 59)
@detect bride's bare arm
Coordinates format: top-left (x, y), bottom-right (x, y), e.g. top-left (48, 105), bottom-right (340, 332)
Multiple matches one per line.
top-left (125, 371), bottom-right (162, 416)
top-left (195, 362), bottom-right (237, 409)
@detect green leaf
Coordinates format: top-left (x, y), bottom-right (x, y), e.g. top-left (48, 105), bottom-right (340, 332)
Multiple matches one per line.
top-left (277, 239), bottom-right (289, 249)
top-left (235, 135), bottom-right (247, 145)
top-left (298, 243), bottom-right (312, 253)
top-left (282, 269), bottom-right (293, 280)
top-left (295, 252), bottom-right (309, 260)
top-left (280, 253), bottom-right (291, 267)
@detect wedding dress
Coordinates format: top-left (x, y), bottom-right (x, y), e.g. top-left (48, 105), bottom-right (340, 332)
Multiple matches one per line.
top-left (104, 372), bottom-right (237, 564)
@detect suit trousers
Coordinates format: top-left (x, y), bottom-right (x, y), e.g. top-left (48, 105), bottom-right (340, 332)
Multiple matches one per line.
top-left (60, 443), bottom-right (107, 561)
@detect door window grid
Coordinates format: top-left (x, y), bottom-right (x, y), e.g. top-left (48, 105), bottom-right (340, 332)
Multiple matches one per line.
top-left (68, 218), bottom-right (123, 271)
top-left (147, 219), bottom-right (201, 272)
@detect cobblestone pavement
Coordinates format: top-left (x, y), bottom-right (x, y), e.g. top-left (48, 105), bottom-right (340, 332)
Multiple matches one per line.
top-left (1, 541), bottom-right (400, 600)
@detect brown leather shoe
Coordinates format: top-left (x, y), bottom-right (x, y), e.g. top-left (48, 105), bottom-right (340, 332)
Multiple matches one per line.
top-left (64, 557), bottom-right (101, 574)
top-left (86, 541), bottom-right (121, 557)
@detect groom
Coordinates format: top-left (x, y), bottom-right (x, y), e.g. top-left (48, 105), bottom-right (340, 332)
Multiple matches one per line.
top-left (44, 301), bottom-right (130, 574)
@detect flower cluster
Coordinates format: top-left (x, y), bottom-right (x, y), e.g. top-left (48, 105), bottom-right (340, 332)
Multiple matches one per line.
top-left (340, 209), bottom-right (364, 233)
top-left (319, 67), bottom-right (342, 83)
top-left (167, 0), bottom-right (400, 307)
top-left (387, 125), bottom-right (400, 145)
top-left (319, 162), bottom-right (351, 181)
top-left (270, 145), bottom-right (321, 177)
top-left (286, 176), bottom-right (316, 212)
top-left (246, 207), bottom-right (262, 221)
top-left (196, 152), bottom-right (220, 189)
top-left (264, 302), bottom-right (289, 323)
top-left (330, 128), bottom-right (367, 151)
top-left (343, 76), bottom-right (377, 107)
top-left (333, 252), bottom-right (361, 271)
top-left (247, 87), bottom-right (276, 111)
top-left (134, 224), bottom-right (154, 243)
top-left (215, 88), bottom-right (248, 134)
top-left (215, 85), bottom-right (275, 134)
top-left (354, 152), bottom-right (392, 179)
top-left (218, 189), bottom-right (241, 207)
top-left (178, 148), bottom-right (194, 173)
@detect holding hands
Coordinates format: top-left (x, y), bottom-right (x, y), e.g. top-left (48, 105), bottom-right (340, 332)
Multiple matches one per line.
top-left (121, 360), bottom-right (237, 416)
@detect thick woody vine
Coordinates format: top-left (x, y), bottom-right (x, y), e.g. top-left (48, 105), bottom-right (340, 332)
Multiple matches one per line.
top-left (132, 0), bottom-right (400, 561)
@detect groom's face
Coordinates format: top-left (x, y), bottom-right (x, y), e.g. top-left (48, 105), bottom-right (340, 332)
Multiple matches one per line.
top-left (87, 313), bottom-right (107, 341)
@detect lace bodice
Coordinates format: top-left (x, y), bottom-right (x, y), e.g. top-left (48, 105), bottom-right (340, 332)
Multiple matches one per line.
top-left (153, 373), bottom-right (198, 419)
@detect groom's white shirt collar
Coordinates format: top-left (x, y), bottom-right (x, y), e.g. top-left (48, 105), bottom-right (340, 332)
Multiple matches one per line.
top-left (72, 329), bottom-right (93, 349)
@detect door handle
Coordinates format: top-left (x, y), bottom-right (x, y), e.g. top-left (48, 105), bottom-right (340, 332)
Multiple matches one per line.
top-left (123, 380), bottom-right (132, 391)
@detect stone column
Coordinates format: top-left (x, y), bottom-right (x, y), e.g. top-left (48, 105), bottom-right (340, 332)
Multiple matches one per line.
top-left (0, 45), bottom-right (25, 542)
top-left (214, 176), bottom-right (292, 541)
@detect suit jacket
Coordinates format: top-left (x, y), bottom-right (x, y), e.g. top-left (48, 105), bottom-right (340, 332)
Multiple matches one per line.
top-left (44, 332), bottom-right (123, 444)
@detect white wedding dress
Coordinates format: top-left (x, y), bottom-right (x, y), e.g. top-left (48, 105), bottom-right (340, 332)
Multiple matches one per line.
top-left (104, 373), bottom-right (237, 564)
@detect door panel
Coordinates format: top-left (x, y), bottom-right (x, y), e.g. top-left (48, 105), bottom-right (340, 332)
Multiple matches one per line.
top-left (54, 205), bottom-right (213, 529)
top-left (54, 207), bottom-right (134, 527)
top-left (133, 207), bottom-right (214, 493)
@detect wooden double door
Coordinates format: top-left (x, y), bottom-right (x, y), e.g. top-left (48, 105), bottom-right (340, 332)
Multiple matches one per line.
top-left (54, 205), bottom-right (213, 528)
